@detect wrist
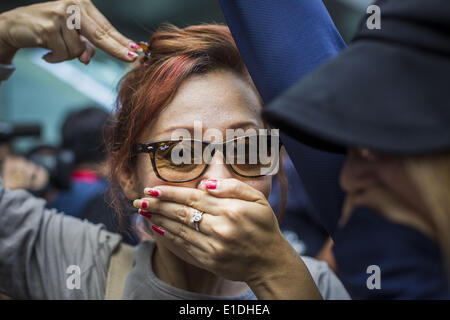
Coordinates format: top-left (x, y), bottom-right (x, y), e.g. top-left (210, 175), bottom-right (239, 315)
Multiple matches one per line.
top-left (0, 12), bottom-right (18, 64)
top-left (246, 237), bottom-right (322, 299)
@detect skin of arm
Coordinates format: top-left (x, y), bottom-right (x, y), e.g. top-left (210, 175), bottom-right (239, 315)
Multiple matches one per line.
top-left (0, 12), bottom-right (17, 64)
top-left (246, 239), bottom-right (323, 299)
top-left (0, 0), bottom-right (140, 66)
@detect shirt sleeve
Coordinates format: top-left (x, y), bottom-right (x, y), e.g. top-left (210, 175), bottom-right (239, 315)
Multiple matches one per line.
top-left (0, 63), bottom-right (15, 82)
top-left (218, 0), bottom-right (348, 234)
top-left (0, 179), bottom-right (122, 299)
top-left (301, 256), bottom-right (351, 300)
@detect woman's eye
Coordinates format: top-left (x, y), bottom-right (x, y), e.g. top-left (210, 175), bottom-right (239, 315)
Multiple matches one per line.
top-left (159, 144), bottom-right (169, 151)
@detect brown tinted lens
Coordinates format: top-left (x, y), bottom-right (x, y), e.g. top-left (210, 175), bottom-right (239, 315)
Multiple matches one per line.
top-left (154, 140), bottom-right (207, 182)
top-left (229, 135), bottom-right (279, 177)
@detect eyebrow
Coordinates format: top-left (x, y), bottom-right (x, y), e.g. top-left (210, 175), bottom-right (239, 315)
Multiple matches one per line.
top-left (157, 121), bottom-right (261, 136)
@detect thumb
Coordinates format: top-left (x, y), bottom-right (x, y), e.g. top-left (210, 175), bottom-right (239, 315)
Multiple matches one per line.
top-left (78, 48), bottom-right (91, 65)
top-left (42, 51), bottom-right (61, 64)
top-left (78, 35), bottom-right (96, 65)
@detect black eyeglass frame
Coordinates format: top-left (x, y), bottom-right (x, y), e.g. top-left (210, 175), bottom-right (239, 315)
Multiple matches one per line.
top-left (135, 134), bottom-right (283, 183)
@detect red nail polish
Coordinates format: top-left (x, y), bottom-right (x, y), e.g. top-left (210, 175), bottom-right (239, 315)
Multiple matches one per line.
top-left (130, 42), bottom-right (140, 50)
top-left (152, 225), bottom-right (165, 236)
top-left (127, 51), bottom-right (138, 58)
top-left (205, 179), bottom-right (217, 189)
top-left (138, 209), bottom-right (152, 219)
top-left (149, 189), bottom-right (160, 197)
top-left (141, 201), bottom-right (148, 209)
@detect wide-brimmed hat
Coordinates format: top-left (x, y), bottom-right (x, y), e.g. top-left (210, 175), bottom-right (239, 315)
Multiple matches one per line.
top-left (263, 0), bottom-right (450, 155)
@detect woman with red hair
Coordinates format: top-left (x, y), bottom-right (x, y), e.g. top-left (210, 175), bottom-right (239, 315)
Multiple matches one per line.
top-left (0, 1), bottom-right (348, 299)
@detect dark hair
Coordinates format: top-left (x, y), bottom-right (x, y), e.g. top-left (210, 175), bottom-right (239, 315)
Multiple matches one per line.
top-left (61, 106), bottom-right (110, 165)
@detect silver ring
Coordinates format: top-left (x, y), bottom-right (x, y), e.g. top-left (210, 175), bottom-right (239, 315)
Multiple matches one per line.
top-left (190, 209), bottom-right (203, 231)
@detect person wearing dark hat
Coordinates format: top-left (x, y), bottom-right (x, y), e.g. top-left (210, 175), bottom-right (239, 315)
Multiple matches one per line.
top-left (262, 0), bottom-right (450, 298)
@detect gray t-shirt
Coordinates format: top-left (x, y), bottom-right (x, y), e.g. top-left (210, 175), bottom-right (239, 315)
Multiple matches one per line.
top-left (0, 180), bottom-right (350, 300)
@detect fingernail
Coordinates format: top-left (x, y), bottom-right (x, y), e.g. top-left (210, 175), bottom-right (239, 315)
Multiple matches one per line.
top-left (83, 56), bottom-right (91, 65)
top-left (141, 200), bottom-right (149, 209)
top-left (152, 225), bottom-right (165, 236)
top-left (129, 42), bottom-right (140, 50)
top-left (138, 209), bottom-right (152, 219)
top-left (144, 188), bottom-right (160, 197)
top-left (127, 51), bottom-right (138, 58)
top-left (205, 179), bottom-right (218, 190)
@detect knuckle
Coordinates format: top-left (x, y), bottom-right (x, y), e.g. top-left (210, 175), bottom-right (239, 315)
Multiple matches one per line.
top-left (228, 179), bottom-right (240, 192)
top-left (208, 241), bottom-right (226, 261)
top-left (92, 22), bottom-right (115, 44)
top-left (176, 223), bottom-right (189, 241)
top-left (176, 206), bottom-right (189, 223)
top-left (184, 241), bottom-right (194, 256)
top-left (210, 223), bottom-right (234, 241)
top-left (186, 192), bottom-right (201, 208)
top-left (93, 26), bottom-right (107, 41)
top-left (163, 230), bottom-right (174, 241)
top-left (230, 185), bottom-right (240, 196)
top-left (225, 206), bottom-right (240, 221)
top-left (40, 18), bottom-right (57, 36)
top-left (254, 188), bottom-right (265, 200)
top-left (178, 236), bottom-right (192, 253)
top-left (149, 199), bottom-right (160, 211)
top-left (71, 0), bottom-right (90, 8)
top-left (52, 3), bottom-right (67, 19)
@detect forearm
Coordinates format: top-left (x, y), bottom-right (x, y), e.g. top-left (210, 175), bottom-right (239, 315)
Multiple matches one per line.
top-left (0, 12), bottom-right (17, 64)
top-left (247, 240), bottom-right (322, 300)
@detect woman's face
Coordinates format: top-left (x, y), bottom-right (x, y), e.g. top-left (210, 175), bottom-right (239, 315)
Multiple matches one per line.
top-left (123, 69), bottom-right (272, 204)
top-left (339, 148), bottom-right (430, 230)
top-left (340, 149), bottom-right (423, 209)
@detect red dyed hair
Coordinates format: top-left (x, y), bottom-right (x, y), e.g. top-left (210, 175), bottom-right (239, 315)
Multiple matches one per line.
top-left (107, 24), bottom-right (286, 230)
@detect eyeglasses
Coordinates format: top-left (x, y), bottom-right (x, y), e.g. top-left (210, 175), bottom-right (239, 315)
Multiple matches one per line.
top-left (135, 134), bottom-right (282, 183)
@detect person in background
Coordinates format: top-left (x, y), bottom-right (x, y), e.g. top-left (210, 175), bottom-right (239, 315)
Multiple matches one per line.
top-left (80, 187), bottom-right (139, 245)
top-left (0, 141), bottom-right (12, 163)
top-left (47, 106), bottom-right (138, 244)
top-left (262, 0), bottom-right (450, 299)
top-left (218, 0), bottom-right (448, 298)
top-left (47, 107), bottom-right (110, 217)
top-left (1, 155), bottom-right (49, 195)
top-left (26, 145), bottom-right (63, 201)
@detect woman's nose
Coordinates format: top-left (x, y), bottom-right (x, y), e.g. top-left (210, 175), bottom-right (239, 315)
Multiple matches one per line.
top-left (339, 149), bottom-right (378, 194)
top-left (200, 150), bottom-right (234, 181)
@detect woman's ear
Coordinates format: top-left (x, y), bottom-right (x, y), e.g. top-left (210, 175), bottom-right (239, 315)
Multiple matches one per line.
top-left (118, 168), bottom-right (140, 200)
